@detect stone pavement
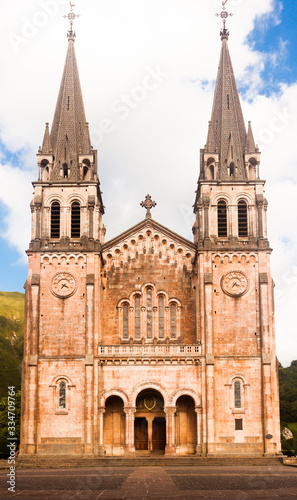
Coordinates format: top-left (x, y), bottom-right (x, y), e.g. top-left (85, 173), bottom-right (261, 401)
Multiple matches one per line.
top-left (0, 465), bottom-right (297, 499)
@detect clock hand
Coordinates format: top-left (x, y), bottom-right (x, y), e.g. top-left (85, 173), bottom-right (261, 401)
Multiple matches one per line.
top-left (232, 282), bottom-right (240, 288)
top-left (61, 283), bottom-right (69, 289)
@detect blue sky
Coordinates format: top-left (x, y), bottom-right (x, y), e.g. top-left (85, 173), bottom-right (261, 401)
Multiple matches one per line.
top-left (0, 0), bottom-right (296, 366)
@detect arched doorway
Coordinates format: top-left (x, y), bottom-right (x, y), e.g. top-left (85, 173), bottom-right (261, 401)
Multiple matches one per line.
top-left (103, 396), bottom-right (125, 456)
top-left (134, 389), bottom-right (166, 454)
top-left (175, 395), bottom-right (197, 455)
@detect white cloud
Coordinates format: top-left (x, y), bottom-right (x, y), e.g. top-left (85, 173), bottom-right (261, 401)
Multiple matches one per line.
top-left (0, 0), bottom-right (296, 366)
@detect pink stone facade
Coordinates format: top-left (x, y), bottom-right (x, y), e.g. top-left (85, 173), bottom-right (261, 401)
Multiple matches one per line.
top-left (20, 26), bottom-right (281, 458)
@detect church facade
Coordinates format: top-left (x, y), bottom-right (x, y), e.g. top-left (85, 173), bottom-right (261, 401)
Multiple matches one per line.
top-left (20, 14), bottom-right (281, 457)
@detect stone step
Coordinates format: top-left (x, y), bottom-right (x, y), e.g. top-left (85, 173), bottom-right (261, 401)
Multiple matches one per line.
top-left (16, 456), bottom-right (283, 469)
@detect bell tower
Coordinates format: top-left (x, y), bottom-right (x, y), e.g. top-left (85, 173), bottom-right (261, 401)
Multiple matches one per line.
top-left (20, 6), bottom-right (105, 456)
top-left (193, 3), bottom-right (281, 456)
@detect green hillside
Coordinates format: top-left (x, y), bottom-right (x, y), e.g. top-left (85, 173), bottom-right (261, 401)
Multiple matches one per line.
top-left (279, 360), bottom-right (297, 425)
top-left (0, 292), bottom-right (24, 399)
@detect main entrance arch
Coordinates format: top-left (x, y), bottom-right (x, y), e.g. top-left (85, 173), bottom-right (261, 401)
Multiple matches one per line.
top-left (134, 389), bottom-right (166, 453)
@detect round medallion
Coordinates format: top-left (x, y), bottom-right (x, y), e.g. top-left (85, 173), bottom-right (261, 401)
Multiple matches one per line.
top-left (221, 271), bottom-right (249, 298)
top-left (51, 272), bottom-right (77, 299)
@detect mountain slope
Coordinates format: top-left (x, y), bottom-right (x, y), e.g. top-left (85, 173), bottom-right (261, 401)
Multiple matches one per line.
top-left (0, 292), bottom-right (24, 399)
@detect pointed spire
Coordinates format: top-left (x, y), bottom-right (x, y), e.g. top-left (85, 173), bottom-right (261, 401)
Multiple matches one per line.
top-left (205, 121), bottom-right (216, 153)
top-left (207, 36), bottom-right (247, 179)
top-left (41, 123), bottom-right (52, 154)
top-left (50, 38), bottom-right (91, 179)
top-left (246, 121), bottom-right (257, 153)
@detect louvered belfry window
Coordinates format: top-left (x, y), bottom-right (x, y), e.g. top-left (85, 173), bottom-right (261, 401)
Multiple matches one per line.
top-left (71, 202), bottom-right (81, 238)
top-left (238, 200), bottom-right (248, 237)
top-left (218, 200), bottom-right (227, 237)
top-left (51, 202), bottom-right (60, 239)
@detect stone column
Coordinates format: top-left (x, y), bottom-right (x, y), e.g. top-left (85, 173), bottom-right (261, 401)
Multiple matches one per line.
top-left (147, 416), bottom-right (153, 451)
top-left (248, 206), bottom-right (254, 238)
top-left (195, 407), bottom-right (202, 454)
top-left (88, 205), bottom-right (94, 239)
top-left (35, 205), bottom-right (41, 240)
top-left (153, 307), bottom-right (158, 339)
top-left (198, 205), bottom-right (203, 241)
top-left (124, 407), bottom-right (136, 454)
top-left (165, 407), bottom-right (176, 454)
top-left (257, 198), bottom-right (264, 239)
top-left (98, 407), bottom-right (105, 455)
top-left (203, 196), bottom-right (210, 239)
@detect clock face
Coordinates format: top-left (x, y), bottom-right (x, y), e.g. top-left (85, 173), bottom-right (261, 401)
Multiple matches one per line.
top-left (51, 272), bottom-right (77, 299)
top-left (221, 271), bottom-right (249, 298)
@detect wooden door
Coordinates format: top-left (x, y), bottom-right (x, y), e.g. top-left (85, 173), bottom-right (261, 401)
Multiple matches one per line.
top-left (134, 418), bottom-right (148, 450)
top-left (152, 417), bottom-right (166, 450)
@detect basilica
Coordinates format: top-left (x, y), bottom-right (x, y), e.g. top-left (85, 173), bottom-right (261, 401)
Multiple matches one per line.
top-left (20, 5), bottom-right (281, 457)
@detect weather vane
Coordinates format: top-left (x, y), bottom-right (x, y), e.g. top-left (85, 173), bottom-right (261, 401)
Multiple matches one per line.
top-left (63, 2), bottom-right (80, 39)
top-left (216, 0), bottom-right (233, 39)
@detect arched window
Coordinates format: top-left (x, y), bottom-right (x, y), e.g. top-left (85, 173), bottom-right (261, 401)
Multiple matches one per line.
top-left (218, 200), bottom-right (227, 237)
top-left (147, 288), bottom-right (152, 339)
top-left (234, 380), bottom-right (242, 409)
top-left (71, 202), bottom-right (81, 238)
top-left (83, 166), bottom-right (89, 179)
top-left (230, 163), bottom-right (235, 176)
top-left (170, 303), bottom-right (177, 338)
top-left (51, 202), bottom-right (60, 239)
top-left (59, 381), bottom-right (66, 410)
top-left (158, 295), bottom-right (165, 338)
top-left (135, 295), bottom-right (140, 339)
top-left (238, 200), bottom-right (248, 237)
top-left (209, 164), bottom-right (214, 180)
top-left (123, 303), bottom-right (129, 339)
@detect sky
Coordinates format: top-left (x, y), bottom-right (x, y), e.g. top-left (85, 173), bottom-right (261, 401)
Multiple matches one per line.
top-left (0, 0), bottom-right (296, 367)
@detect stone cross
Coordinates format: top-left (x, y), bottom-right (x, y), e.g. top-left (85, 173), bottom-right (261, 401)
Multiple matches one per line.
top-left (141, 195), bottom-right (157, 219)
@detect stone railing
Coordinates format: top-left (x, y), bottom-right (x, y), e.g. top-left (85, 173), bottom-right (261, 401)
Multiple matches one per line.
top-left (98, 344), bottom-right (201, 357)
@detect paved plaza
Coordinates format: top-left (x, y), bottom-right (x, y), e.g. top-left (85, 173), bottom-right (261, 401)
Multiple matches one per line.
top-left (0, 465), bottom-right (297, 499)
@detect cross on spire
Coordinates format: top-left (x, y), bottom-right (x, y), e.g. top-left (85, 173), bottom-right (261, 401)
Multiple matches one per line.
top-left (63, 2), bottom-right (80, 40)
top-left (141, 195), bottom-right (157, 219)
top-left (216, 0), bottom-right (233, 40)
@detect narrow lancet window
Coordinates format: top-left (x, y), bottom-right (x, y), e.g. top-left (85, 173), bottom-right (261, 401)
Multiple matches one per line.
top-left (234, 380), bottom-right (242, 409)
top-left (71, 202), bottom-right (81, 238)
top-left (218, 200), bottom-right (227, 237)
top-left (59, 381), bottom-right (66, 409)
top-left (123, 304), bottom-right (129, 339)
top-left (238, 200), bottom-right (248, 237)
top-left (63, 163), bottom-right (68, 178)
top-left (135, 296), bottom-right (140, 339)
top-left (171, 303), bottom-right (177, 338)
top-left (51, 202), bottom-right (60, 239)
top-left (147, 288), bottom-right (152, 338)
top-left (159, 295), bottom-right (165, 338)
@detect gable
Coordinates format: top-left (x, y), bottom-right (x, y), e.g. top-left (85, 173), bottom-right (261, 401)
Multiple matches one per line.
top-left (102, 218), bottom-right (196, 270)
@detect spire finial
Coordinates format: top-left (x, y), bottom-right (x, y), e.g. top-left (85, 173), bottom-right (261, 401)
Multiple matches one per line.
top-left (63, 2), bottom-right (80, 41)
top-left (216, 0), bottom-right (233, 40)
top-left (140, 195), bottom-right (157, 219)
